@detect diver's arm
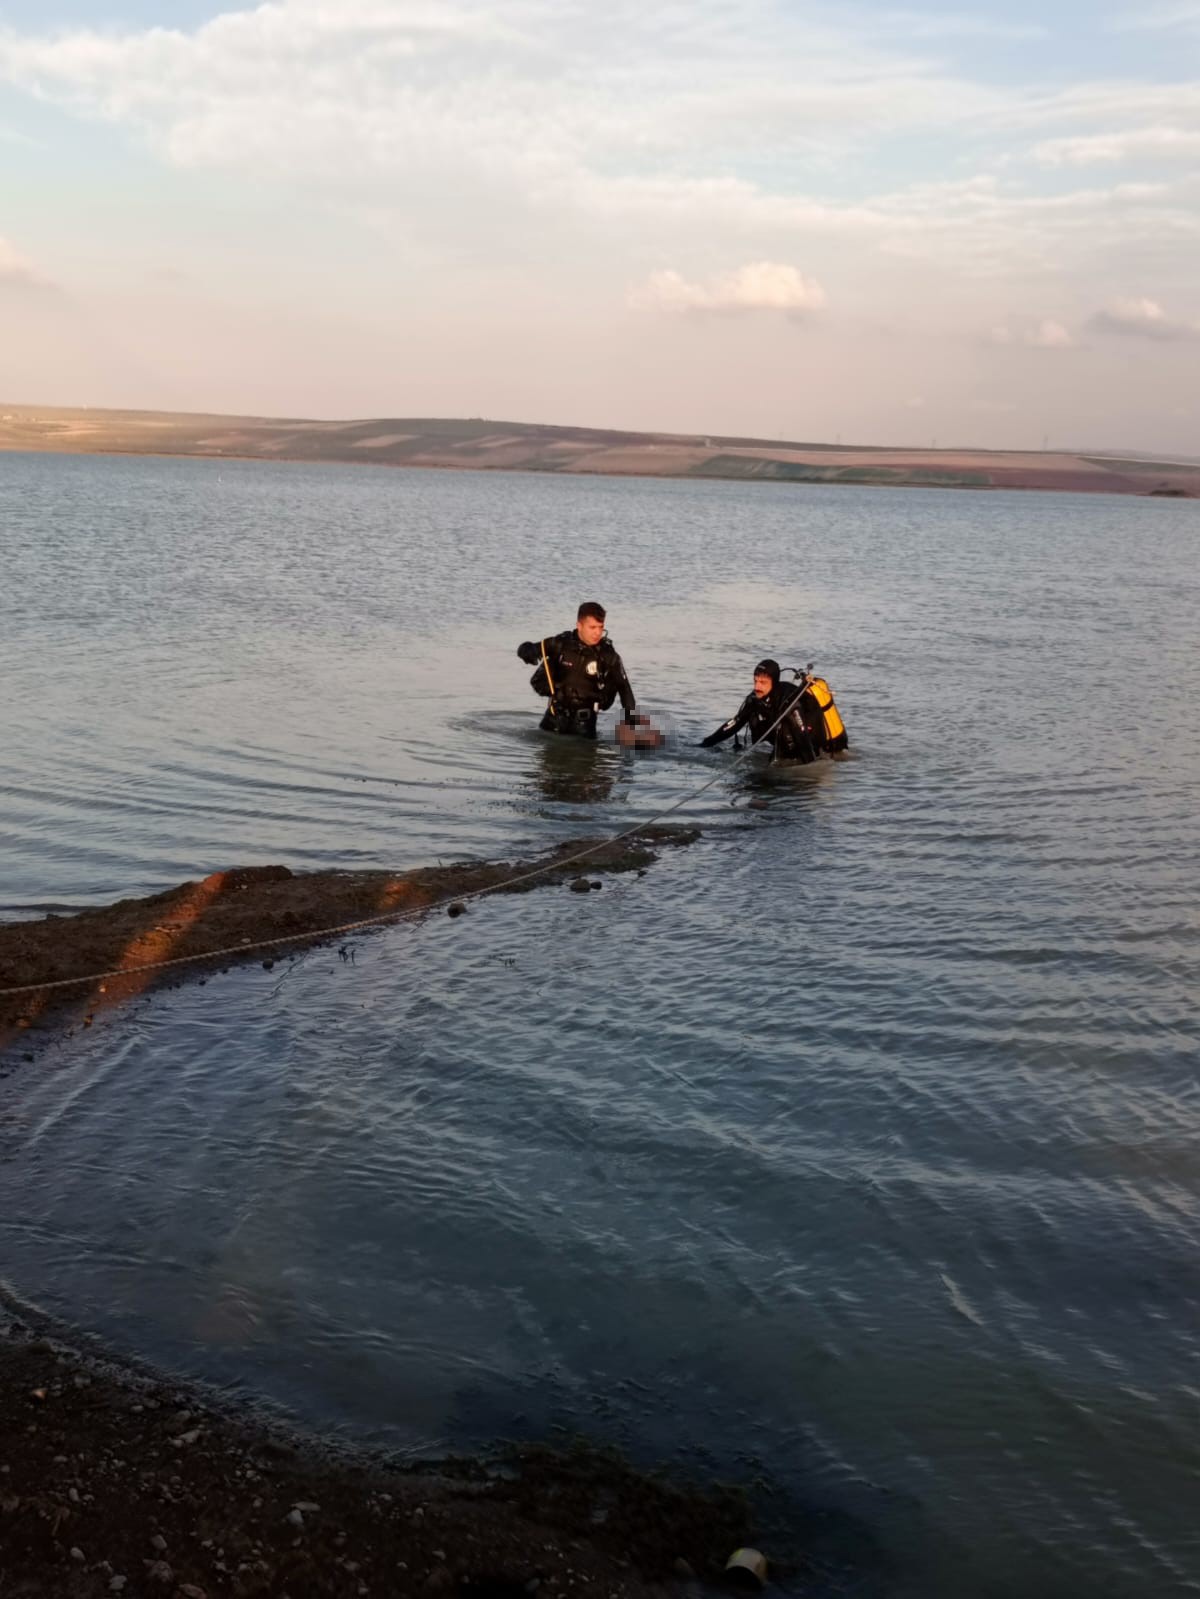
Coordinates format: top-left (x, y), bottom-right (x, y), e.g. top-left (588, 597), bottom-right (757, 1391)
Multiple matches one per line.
top-left (614, 655), bottom-right (636, 718)
top-left (518, 635), bottom-right (566, 670)
top-left (700, 698), bottom-right (752, 748)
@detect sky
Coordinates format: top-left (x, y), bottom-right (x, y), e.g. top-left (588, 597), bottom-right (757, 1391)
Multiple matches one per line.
top-left (1, 0), bottom-right (1198, 451)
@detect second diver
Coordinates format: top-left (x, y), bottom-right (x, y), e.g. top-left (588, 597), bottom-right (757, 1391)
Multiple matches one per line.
top-left (700, 658), bottom-right (848, 763)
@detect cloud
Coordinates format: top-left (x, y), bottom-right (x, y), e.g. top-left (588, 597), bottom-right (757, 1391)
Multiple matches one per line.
top-left (1034, 127), bottom-right (1200, 165)
top-left (0, 1), bottom-right (1197, 297)
top-left (1087, 296), bottom-right (1200, 339)
top-left (989, 318), bottom-right (1075, 348)
top-left (630, 262), bottom-right (827, 315)
top-left (1111, 2), bottom-right (1200, 33)
top-left (867, 9), bottom-right (1048, 40)
top-left (0, 235), bottom-right (53, 290)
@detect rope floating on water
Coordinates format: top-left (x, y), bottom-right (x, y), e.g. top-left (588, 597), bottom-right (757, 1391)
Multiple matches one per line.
top-left (0, 699), bottom-right (805, 1002)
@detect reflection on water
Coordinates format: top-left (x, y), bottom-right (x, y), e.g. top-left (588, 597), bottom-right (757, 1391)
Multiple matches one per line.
top-left (2, 455), bottom-right (1199, 1598)
top-left (525, 734), bottom-right (624, 807)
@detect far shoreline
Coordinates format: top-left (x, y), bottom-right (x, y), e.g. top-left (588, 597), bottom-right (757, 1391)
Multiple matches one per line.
top-left (3, 403), bottom-right (1196, 498)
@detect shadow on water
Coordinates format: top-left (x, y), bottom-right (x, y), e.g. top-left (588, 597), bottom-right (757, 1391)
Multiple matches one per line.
top-left (728, 751), bottom-right (843, 813)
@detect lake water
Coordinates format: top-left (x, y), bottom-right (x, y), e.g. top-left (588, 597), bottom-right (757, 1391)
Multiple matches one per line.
top-left (1, 452), bottom-right (1198, 1596)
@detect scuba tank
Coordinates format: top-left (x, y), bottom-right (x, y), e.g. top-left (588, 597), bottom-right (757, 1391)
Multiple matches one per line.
top-left (802, 675), bottom-right (848, 752)
top-left (789, 663), bottom-right (848, 753)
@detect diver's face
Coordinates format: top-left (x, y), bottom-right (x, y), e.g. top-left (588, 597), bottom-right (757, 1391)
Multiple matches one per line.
top-left (753, 672), bottom-right (774, 698)
top-left (576, 616), bottom-right (605, 646)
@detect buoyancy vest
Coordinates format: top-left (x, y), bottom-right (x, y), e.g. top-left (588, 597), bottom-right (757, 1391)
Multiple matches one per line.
top-left (529, 631), bottom-right (631, 711)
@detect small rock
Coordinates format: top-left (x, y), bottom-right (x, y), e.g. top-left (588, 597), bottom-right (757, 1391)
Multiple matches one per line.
top-left (293, 1500), bottom-right (320, 1513)
top-left (171, 1428), bottom-right (201, 1447)
top-left (145, 1559), bottom-right (174, 1585)
top-left (423, 1566), bottom-right (454, 1594)
top-left (588, 880), bottom-right (602, 890)
top-left (672, 1558), bottom-right (696, 1579)
top-left (109, 1578), bottom-right (128, 1593)
top-left (286, 1508), bottom-right (305, 1529)
top-left (150, 1533), bottom-right (168, 1552)
top-left (447, 903), bottom-right (467, 918)
top-left (569, 878), bottom-right (591, 893)
top-left (178, 1587), bottom-right (208, 1599)
top-left (69, 1547), bottom-right (85, 1562)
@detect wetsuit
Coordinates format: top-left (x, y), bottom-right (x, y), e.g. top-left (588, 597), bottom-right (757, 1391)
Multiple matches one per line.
top-left (517, 630), bottom-right (636, 737)
top-left (701, 682), bottom-right (827, 763)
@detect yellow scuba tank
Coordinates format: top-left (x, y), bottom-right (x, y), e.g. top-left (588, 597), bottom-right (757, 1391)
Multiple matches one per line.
top-left (804, 676), bottom-right (848, 752)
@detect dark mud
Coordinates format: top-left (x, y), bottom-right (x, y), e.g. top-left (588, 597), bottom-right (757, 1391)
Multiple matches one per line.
top-left (0, 824), bottom-right (776, 1596)
top-left (0, 829), bottom-right (699, 1056)
top-left (0, 1299), bottom-right (753, 1598)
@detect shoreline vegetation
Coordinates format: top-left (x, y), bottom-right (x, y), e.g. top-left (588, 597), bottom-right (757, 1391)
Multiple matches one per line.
top-left (3, 403), bottom-right (1197, 497)
top-left (0, 829), bottom-right (761, 1596)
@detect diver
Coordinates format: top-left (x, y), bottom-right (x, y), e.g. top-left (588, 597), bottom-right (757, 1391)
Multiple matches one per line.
top-left (700, 658), bottom-right (847, 763)
top-left (517, 601), bottom-right (637, 738)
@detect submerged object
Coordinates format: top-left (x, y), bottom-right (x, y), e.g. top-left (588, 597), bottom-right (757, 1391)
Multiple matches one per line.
top-left (723, 1546), bottom-right (769, 1587)
top-left (615, 713), bottom-right (665, 750)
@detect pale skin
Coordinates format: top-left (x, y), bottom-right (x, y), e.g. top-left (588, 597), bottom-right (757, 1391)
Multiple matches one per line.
top-left (576, 615), bottom-right (605, 646)
top-left (753, 672), bottom-right (774, 698)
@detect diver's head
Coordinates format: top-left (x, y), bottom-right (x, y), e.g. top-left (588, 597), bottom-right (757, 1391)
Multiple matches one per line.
top-left (753, 658), bottom-right (780, 698)
top-left (576, 601), bottom-right (606, 647)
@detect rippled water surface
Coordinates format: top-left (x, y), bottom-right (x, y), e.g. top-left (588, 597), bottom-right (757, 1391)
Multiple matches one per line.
top-left (2, 452), bottom-right (1198, 1596)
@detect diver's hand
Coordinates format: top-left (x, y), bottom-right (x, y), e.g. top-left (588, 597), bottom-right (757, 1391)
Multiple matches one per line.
top-left (623, 710), bottom-right (639, 726)
top-left (517, 641), bottom-right (540, 665)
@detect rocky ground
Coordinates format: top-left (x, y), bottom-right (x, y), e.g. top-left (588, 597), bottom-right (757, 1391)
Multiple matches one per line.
top-left (0, 1305), bottom-right (754, 1597)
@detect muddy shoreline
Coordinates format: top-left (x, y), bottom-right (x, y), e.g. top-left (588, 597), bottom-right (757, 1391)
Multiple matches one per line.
top-left (0, 829), bottom-right (698, 1055)
top-left (0, 1295), bottom-right (754, 1597)
top-left (0, 827), bottom-right (773, 1596)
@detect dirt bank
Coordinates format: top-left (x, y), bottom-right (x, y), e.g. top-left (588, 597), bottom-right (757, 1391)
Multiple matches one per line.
top-left (0, 829), bottom-right (698, 1055)
top-left (0, 1302), bottom-right (753, 1598)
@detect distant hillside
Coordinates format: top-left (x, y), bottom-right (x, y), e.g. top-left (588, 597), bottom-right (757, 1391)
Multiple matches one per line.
top-left (2, 404), bottom-right (1196, 498)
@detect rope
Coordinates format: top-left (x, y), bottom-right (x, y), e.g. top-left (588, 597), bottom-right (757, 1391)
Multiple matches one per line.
top-left (0, 695), bottom-right (807, 1002)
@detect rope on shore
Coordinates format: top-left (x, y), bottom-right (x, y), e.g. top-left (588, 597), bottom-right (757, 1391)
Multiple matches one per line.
top-left (0, 710), bottom-right (801, 1002)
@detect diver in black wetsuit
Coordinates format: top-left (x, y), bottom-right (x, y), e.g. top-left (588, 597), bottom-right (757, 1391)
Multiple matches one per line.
top-left (700, 658), bottom-right (828, 763)
top-left (517, 601), bottom-right (637, 738)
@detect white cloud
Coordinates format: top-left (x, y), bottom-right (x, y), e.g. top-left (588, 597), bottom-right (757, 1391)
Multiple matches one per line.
top-left (867, 9), bottom-right (1048, 40)
top-left (1088, 296), bottom-right (1200, 339)
top-left (1112, 2), bottom-right (1200, 33)
top-left (1030, 319), bottom-right (1074, 347)
top-left (1034, 127), bottom-right (1200, 165)
top-left (630, 262), bottom-right (827, 315)
top-left (989, 318), bottom-right (1075, 348)
top-left (0, 235), bottom-right (49, 288)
